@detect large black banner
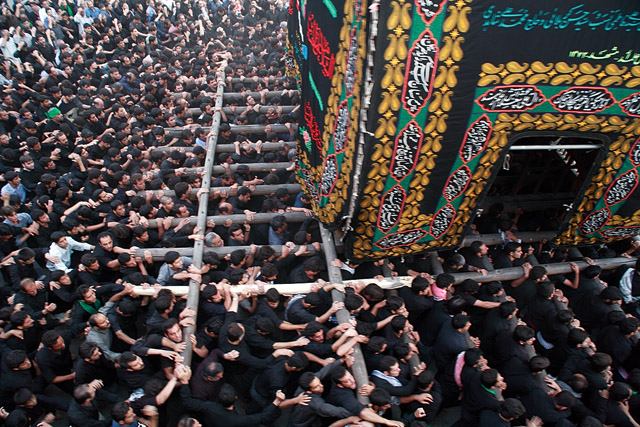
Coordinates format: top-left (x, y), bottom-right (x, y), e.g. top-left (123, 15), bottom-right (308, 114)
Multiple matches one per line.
top-left (290, 0), bottom-right (640, 259)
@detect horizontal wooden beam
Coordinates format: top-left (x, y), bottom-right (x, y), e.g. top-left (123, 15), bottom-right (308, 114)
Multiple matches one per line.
top-left (146, 162), bottom-right (293, 177)
top-left (146, 211), bottom-right (310, 228)
top-left (187, 105), bottom-right (297, 115)
top-left (152, 141), bottom-right (297, 153)
top-left (131, 256), bottom-right (636, 296)
top-left (135, 244), bottom-right (321, 261)
top-left (138, 183), bottom-right (301, 199)
top-left (460, 231), bottom-right (558, 247)
top-left (165, 124), bottom-right (297, 135)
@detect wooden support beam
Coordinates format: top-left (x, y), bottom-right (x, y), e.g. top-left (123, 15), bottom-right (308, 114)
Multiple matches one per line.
top-left (187, 105), bottom-right (297, 116)
top-left (152, 141), bottom-right (297, 153)
top-left (145, 211), bottom-right (310, 228)
top-left (132, 256), bottom-right (635, 295)
top-left (319, 226), bottom-right (369, 404)
top-left (459, 231), bottom-right (557, 247)
top-left (137, 183), bottom-right (301, 199)
top-left (135, 244), bottom-right (321, 261)
top-left (180, 76), bottom-right (225, 366)
top-left (165, 124), bottom-right (298, 135)
top-left (146, 162), bottom-right (294, 178)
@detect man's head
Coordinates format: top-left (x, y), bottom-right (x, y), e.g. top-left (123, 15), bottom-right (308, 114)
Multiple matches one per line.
top-left (202, 361), bottom-right (224, 382)
top-left (119, 351), bottom-right (145, 371)
top-left (303, 321), bottom-right (324, 342)
top-left (378, 356), bottom-right (401, 377)
top-left (20, 278), bottom-right (37, 297)
top-left (79, 341), bottom-right (102, 363)
top-left (112, 401), bottom-right (137, 426)
top-left (505, 242), bottom-right (523, 260)
top-left (5, 350), bottom-right (31, 371)
top-left (73, 383), bottom-right (96, 404)
top-left (498, 398), bottom-right (526, 422)
top-left (165, 251), bottom-right (183, 270)
top-left (226, 322), bottom-right (245, 343)
top-left (218, 383), bottom-right (237, 408)
top-left (163, 318), bottom-right (182, 343)
top-left (89, 313), bottom-right (110, 330)
top-left (300, 372), bottom-right (324, 394)
top-left (331, 365), bottom-right (356, 389)
top-left (76, 285), bottom-right (97, 303)
top-left (285, 352), bottom-right (309, 372)
top-left (98, 232), bottom-right (114, 251)
top-left (13, 388), bottom-right (36, 408)
top-left (42, 330), bottom-right (64, 352)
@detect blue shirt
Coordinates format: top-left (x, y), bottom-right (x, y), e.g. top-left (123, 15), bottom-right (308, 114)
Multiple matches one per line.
top-left (1, 182), bottom-right (26, 202)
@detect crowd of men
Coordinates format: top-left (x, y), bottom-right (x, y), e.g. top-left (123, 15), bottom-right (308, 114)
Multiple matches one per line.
top-left (0, 0), bottom-right (640, 426)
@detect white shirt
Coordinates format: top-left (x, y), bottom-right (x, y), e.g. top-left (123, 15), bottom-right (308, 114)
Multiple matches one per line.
top-left (46, 236), bottom-right (92, 272)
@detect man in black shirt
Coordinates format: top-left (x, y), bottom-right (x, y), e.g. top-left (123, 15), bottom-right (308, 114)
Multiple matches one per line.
top-left (178, 364), bottom-right (303, 427)
top-left (116, 351), bottom-right (157, 393)
top-left (75, 341), bottom-right (117, 387)
top-left (35, 330), bottom-right (75, 393)
top-left (68, 382), bottom-right (117, 427)
top-left (249, 352), bottom-right (309, 411)
top-left (0, 350), bottom-right (44, 408)
top-left (326, 365), bottom-right (404, 427)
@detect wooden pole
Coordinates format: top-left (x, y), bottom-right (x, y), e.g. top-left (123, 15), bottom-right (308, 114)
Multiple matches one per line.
top-left (135, 244), bottom-right (321, 261)
top-left (137, 183), bottom-right (301, 199)
top-left (145, 211), bottom-right (311, 228)
top-left (146, 162), bottom-right (293, 178)
top-left (459, 231), bottom-right (557, 247)
top-left (152, 141), bottom-right (296, 153)
top-left (180, 74), bottom-right (225, 366)
top-left (132, 256), bottom-right (636, 296)
top-left (320, 226), bottom-right (370, 404)
top-left (165, 124), bottom-right (297, 134)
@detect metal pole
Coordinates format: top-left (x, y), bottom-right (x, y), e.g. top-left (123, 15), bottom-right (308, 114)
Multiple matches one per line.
top-left (509, 144), bottom-right (601, 150)
top-left (180, 72), bottom-right (226, 366)
top-left (319, 226), bottom-right (370, 404)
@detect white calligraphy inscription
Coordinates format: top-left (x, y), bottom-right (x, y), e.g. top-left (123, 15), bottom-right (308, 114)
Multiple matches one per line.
top-left (403, 33), bottom-right (438, 115)
top-left (416, 0), bottom-right (446, 20)
top-left (379, 186), bottom-right (405, 231)
top-left (621, 93), bottom-right (640, 116)
top-left (478, 86), bottom-right (544, 111)
top-left (580, 209), bottom-right (610, 235)
top-left (603, 226), bottom-right (640, 238)
top-left (391, 122), bottom-right (422, 181)
top-left (443, 166), bottom-right (471, 201)
top-left (321, 155), bottom-right (338, 195)
top-left (333, 102), bottom-right (349, 152)
top-left (460, 116), bottom-right (492, 163)
top-left (376, 229), bottom-right (426, 248)
top-left (551, 88), bottom-right (614, 112)
top-left (605, 170), bottom-right (638, 206)
top-left (431, 204), bottom-right (455, 238)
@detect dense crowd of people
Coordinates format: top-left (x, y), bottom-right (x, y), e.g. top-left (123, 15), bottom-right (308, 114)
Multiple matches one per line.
top-left (0, 0), bottom-right (640, 426)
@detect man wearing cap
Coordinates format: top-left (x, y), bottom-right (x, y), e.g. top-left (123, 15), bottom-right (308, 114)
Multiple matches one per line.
top-left (43, 106), bottom-right (77, 139)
